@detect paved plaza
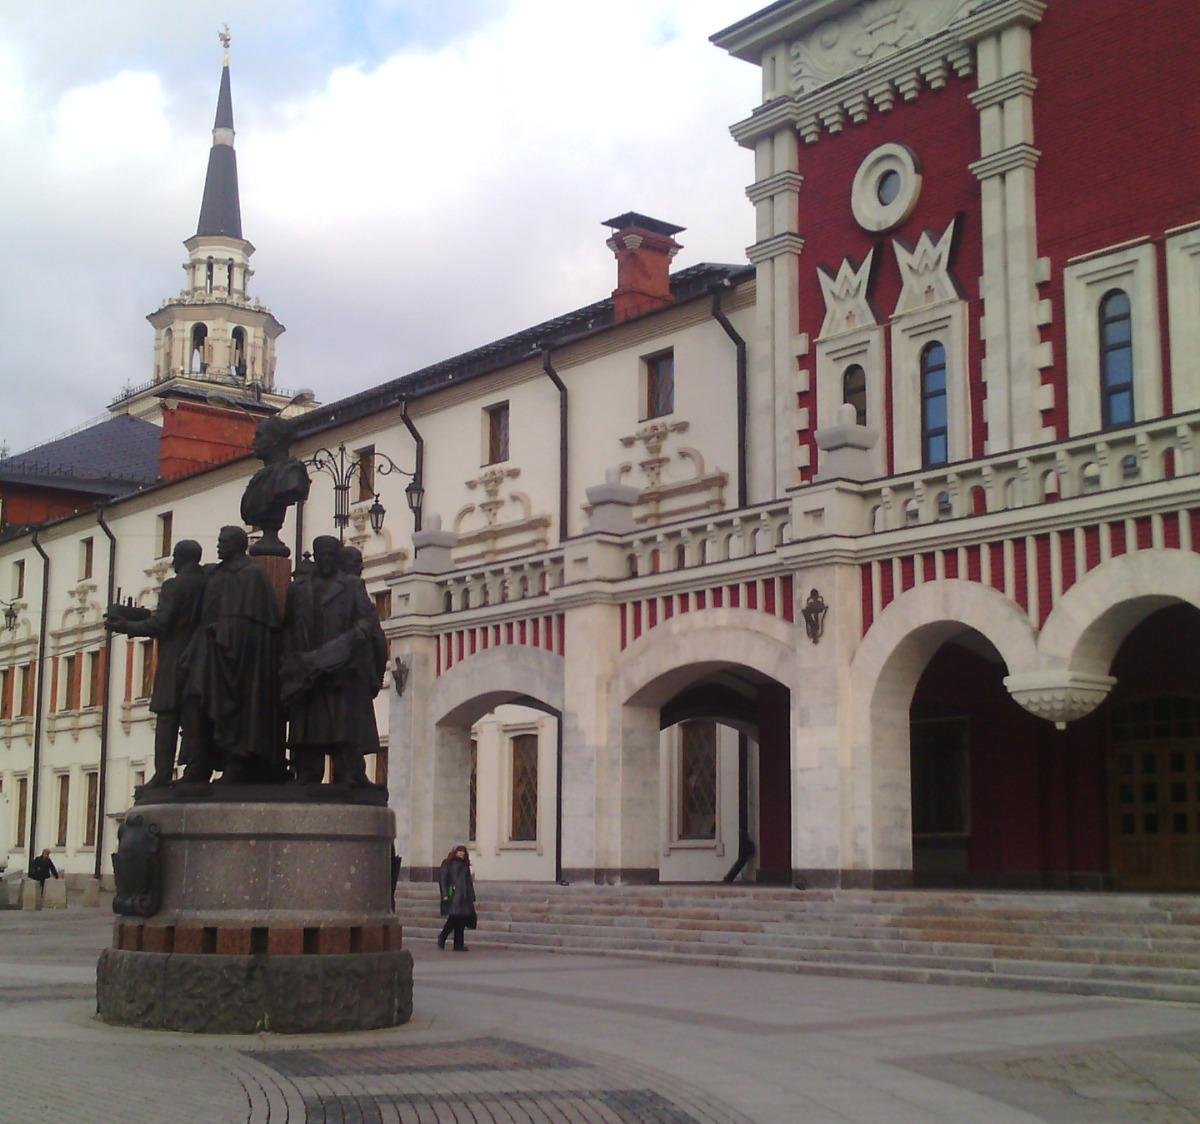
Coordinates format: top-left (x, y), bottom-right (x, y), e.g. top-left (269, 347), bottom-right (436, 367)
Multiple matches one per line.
top-left (3, 901), bottom-right (1200, 1123)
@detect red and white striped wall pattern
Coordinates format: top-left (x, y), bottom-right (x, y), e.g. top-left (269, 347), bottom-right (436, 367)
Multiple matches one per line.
top-left (620, 575), bottom-right (796, 651)
top-left (436, 613), bottom-right (565, 676)
top-left (861, 507), bottom-right (1200, 635)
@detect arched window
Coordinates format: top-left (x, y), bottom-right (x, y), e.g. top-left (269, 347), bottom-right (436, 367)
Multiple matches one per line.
top-left (205, 257), bottom-right (214, 294)
top-left (920, 341), bottom-right (948, 467)
top-left (226, 259), bottom-right (235, 294)
top-left (190, 323), bottom-right (208, 374)
top-left (842, 364), bottom-right (867, 426)
top-left (1099, 289), bottom-right (1133, 428)
top-left (231, 327), bottom-right (247, 380)
top-left (161, 327), bottom-right (173, 381)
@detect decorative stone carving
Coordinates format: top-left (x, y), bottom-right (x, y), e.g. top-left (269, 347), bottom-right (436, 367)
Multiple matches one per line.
top-left (817, 251), bottom-right (876, 338)
top-left (617, 420), bottom-right (727, 526)
top-left (455, 467), bottom-right (551, 563)
top-left (1004, 670), bottom-right (1117, 730)
top-left (789, 0), bottom-right (975, 95)
top-left (893, 218), bottom-right (960, 315)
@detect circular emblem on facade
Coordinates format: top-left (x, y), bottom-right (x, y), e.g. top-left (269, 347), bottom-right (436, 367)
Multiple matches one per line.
top-left (851, 143), bottom-right (921, 232)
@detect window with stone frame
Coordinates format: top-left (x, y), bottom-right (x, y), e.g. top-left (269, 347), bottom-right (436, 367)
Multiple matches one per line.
top-left (373, 590), bottom-right (392, 622)
top-left (86, 650), bottom-right (103, 707)
top-left (80, 537), bottom-right (94, 581)
top-left (0, 667), bottom-right (12, 720)
top-left (510, 733), bottom-right (538, 841)
top-left (83, 770), bottom-right (99, 848)
top-left (679, 720), bottom-right (718, 840)
top-left (12, 559), bottom-right (24, 599)
top-left (485, 402), bottom-right (510, 465)
top-left (842, 363), bottom-right (868, 426)
top-left (920, 341), bottom-right (949, 468)
top-left (139, 640), bottom-right (155, 700)
top-left (468, 738), bottom-right (478, 843)
top-left (64, 654), bottom-right (81, 711)
top-left (15, 776), bottom-right (27, 847)
top-left (19, 662), bottom-right (33, 716)
top-left (157, 512), bottom-right (173, 559)
top-left (55, 773), bottom-right (70, 848)
top-left (644, 350), bottom-right (675, 419)
top-left (356, 445), bottom-right (376, 501)
top-left (1099, 289), bottom-right (1134, 429)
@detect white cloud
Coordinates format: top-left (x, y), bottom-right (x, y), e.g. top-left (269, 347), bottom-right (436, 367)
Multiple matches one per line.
top-left (0, 0), bottom-right (761, 452)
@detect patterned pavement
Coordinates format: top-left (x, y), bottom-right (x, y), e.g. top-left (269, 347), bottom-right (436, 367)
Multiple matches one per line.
top-left (3, 904), bottom-right (1200, 1123)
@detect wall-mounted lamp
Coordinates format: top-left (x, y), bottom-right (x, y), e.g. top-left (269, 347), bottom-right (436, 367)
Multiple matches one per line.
top-left (801, 588), bottom-right (828, 644)
top-left (1, 599), bottom-right (18, 632)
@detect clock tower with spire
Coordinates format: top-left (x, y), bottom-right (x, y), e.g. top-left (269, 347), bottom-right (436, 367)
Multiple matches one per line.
top-left (116, 30), bottom-right (298, 422)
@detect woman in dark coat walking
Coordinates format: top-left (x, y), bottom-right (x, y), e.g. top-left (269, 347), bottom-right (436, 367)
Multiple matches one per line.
top-left (437, 844), bottom-right (476, 951)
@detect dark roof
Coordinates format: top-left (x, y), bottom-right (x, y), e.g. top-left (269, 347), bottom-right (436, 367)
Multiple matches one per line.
top-left (0, 414), bottom-right (161, 494)
top-left (602, 213), bottom-right (686, 237)
top-left (196, 141), bottom-right (242, 238)
top-left (295, 261), bottom-right (753, 440)
top-left (214, 63), bottom-right (234, 130)
top-left (196, 64), bottom-right (242, 238)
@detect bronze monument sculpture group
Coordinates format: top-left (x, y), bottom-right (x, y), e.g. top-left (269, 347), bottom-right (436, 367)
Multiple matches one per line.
top-left (97, 414), bottom-right (411, 1035)
top-left (106, 417), bottom-right (387, 795)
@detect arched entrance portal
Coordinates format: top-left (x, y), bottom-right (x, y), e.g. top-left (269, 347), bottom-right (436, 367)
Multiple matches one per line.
top-left (909, 605), bottom-right (1200, 890)
top-left (626, 662), bottom-right (792, 884)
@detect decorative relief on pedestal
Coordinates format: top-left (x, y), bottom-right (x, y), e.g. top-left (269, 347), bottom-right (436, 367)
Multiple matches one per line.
top-left (617, 420), bottom-right (727, 525)
top-left (817, 251), bottom-right (877, 338)
top-left (892, 218), bottom-right (960, 315)
top-left (789, 0), bottom-right (975, 95)
top-left (1004, 671), bottom-right (1116, 730)
top-left (454, 465), bottom-right (551, 564)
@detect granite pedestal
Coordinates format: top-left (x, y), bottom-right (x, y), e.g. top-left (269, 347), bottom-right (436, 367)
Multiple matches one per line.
top-left (96, 798), bottom-right (412, 1033)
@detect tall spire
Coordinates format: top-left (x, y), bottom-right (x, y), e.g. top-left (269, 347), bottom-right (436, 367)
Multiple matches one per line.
top-left (196, 26), bottom-right (243, 239)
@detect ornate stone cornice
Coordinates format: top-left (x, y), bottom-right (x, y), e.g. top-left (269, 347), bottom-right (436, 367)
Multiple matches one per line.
top-left (746, 170), bottom-right (805, 205)
top-left (969, 142), bottom-right (1041, 181)
top-left (747, 232), bottom-right (806, 265)
top-left (969, 70), bottom-right (1037, 110)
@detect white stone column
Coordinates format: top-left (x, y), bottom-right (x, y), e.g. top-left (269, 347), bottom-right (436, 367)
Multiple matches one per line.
top-left (967, 5), bottom-right (1048, 451)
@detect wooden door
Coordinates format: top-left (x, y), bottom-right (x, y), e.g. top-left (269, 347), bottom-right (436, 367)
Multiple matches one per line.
top-left (1109, 698), bottom-right (1200, 890)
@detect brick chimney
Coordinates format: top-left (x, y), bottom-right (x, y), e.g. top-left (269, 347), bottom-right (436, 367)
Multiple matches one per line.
top-left (158, 398), bottom-right (262, 480)
top-left (602, 213), bottom-right (684, 323)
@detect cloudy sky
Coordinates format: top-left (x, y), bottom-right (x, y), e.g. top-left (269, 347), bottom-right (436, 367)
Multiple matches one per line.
top-left (0, 0), bottom-right (762, 454)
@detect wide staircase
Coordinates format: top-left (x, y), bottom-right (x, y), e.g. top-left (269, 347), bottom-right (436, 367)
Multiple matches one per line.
top-left (394, 882), bottom-right (1200, 1004)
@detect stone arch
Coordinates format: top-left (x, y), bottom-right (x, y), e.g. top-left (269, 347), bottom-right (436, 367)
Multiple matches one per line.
top-left (431, 645), bottom-right (563, 727)
top-left (609, 613), bottom-right (800, 882)
top-left (1039, 550), bottom-right (1200, 676)
top-left (847, 580), bottom-right (1038, 874)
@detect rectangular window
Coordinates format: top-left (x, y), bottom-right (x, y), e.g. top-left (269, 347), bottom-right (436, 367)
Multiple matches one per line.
top-left (485, 402), bottom-right (510, 465)
top-left (56, 774), bottom-right (70, 848)
top-left (15, 776), bottom-right (28, 847)
top-left (64, 654), bottom-right (81, 711)
top-left (679, 720), bottom-right (718, 840)
top-left (468, 739), bottom-right (478, 843)
top-left (510, 733), bottom-right (538, 841)
top-left (645, 351), bottom-right (675, 419)
top-left (0, 667), bottom-right (12, 719)
top-left (83, 770), bottom-right (99, 847)
top-left (87, 650), bottom-right (103, 707)
top-left (132, 769), bottom-right (145, 800)
top-left (372, 746), bottom-right (388, 788)
top-left (910, 716), bottom-right (970, 835)
top-left (356, 445), bottom-right (376, 501)
top-left (157, 512), bottom-right (173, 559)
top-left (139, 640), bottom-right (155, 700)
top-left (80, 537), bottom-right (94, 581)
top-left (12, 559), bottom-right (24, 599)
top-left (374, 590), bottom-right (392, 622)
top-left (20, 662), bottom-right (34, 716)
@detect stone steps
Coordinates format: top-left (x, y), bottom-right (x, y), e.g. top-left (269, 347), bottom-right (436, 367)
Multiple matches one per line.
top-left (394, 884), bottom-right (1200, 1003)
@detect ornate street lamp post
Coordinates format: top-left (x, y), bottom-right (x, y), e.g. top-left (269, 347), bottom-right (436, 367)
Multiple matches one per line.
top-left (1, 599), bottom-right (18, 632)
top-left (304, 443), bottom-right (423, 543)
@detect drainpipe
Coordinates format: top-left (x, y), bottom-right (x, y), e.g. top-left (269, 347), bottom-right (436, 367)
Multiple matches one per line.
top-left (398, 401), bottom-right (425, 534)
top-left (711, 282), bottom-right (748, 509)
top-left (95, 506), bottom-right (117, 883)
top-left (28, 529), bottom-right (50, 865)
top-left (554, 715), bottom-right (564, 883)
top-left (540, 346), bottom-right (569, 541)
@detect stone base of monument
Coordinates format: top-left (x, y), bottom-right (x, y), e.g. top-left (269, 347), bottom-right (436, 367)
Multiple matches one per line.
top-left (96, 799), bottom-right (412, 1034)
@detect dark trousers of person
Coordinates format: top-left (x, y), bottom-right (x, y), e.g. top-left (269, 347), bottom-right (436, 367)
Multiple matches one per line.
top-left (150, 710), bottom-right (182, 785)
top-left (438, 917), bottom-right (468, 950)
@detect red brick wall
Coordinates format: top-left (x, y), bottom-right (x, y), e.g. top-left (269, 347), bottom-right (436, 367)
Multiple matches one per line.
top-left (794, 75), bottom-right (985, 477)
top-left (1033, 0), bottom-right (1200, 435)
top-left (158, 402), bottom-right (257, 480)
